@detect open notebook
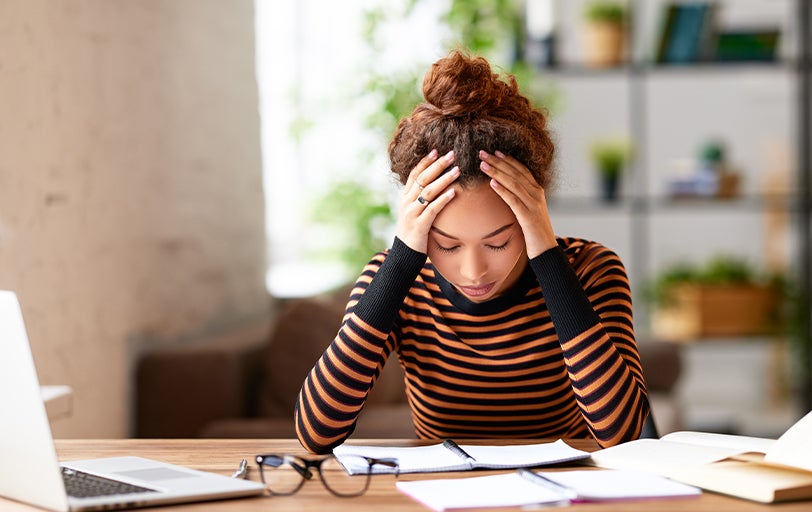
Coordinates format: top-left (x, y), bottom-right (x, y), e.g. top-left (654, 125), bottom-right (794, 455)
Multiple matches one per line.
top-left (0, 290), bottom-right (265, 511)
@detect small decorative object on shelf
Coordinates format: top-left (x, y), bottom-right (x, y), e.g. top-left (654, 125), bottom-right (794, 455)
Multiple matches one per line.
top-left (581, 0), bottom-right (628, 68)
top-left (524, 0), bottom-right (557, 68)
top-left (665, 139), bottom-right (741, 199)
top-left (588, 136), bottom-right (632, 202)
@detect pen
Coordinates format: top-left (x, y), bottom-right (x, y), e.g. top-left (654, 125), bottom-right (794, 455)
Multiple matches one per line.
top-left (518, 468), bottom-right (579, 502)
top-left (442, 439), bottom-right (476, 465)
top-left (231, 459), bottom-right (249, 479)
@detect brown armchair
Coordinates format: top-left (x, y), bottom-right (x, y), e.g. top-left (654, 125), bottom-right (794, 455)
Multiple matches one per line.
top-left (135, 293), bottom-right (413, 439)
top-left (136, 294), bottom-right (683, 438)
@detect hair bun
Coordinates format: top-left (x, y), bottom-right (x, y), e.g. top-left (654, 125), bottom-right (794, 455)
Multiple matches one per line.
top-left (422, 50), bottom-right (517, 118)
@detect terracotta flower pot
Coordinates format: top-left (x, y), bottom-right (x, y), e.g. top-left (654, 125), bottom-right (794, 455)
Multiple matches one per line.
top-left (583, 21), bottom-right (626, 67)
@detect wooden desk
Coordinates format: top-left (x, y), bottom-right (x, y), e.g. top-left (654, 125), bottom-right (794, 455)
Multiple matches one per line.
top-left (1, 438), bottom-right (802, 511)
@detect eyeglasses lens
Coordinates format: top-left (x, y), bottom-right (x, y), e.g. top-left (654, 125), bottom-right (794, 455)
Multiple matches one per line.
top-left (257, 455), bottom-right (307, 496)
top-left (319, 455), bottom-right (372, 497)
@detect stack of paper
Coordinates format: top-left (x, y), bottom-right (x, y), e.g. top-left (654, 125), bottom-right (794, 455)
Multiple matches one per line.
top-left (396, 469), bottom-right (701, 511)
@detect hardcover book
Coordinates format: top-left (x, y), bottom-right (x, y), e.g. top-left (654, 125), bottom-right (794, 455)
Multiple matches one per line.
top-left (589, 410), bottom-right (812, 503)
top-left (655, 3), bottom-right (717, 64)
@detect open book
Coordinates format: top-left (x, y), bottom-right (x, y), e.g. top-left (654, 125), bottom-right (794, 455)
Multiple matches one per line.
top-left (589, 410), bottom-right (812, 503)
top-left (396, 469), bottom-right (701, 511)
top-left (332, 439), bottom-right (589, 475)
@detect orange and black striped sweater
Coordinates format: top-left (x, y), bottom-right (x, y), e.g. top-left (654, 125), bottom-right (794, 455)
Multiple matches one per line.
top-left (295, 236), bottom-right (649, 454)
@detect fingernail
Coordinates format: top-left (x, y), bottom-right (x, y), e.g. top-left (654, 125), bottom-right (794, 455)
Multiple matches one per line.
top-left (445, 150), bottom-right (455, 161)
top-left (479, 150), bottom-right (488, 159)
top-left (495, 150), bottom-right (505, 158)
top-left (450, 166), bottom-right (460, 176)
top-left (429, 149), bottom-right (438, 158)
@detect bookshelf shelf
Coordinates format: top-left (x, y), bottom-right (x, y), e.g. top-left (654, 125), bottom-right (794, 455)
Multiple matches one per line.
top-left (534, 0), bottom-right (811, 417)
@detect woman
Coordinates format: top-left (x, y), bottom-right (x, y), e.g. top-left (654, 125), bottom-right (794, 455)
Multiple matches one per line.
top-left (295, 50), bottom-right (649, 454)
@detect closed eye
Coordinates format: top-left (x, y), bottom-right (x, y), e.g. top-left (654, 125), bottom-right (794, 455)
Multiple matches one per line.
top-left (434, 242), bottom-right (460, 253)
top-left (486, 239), bottom-right (511, 252)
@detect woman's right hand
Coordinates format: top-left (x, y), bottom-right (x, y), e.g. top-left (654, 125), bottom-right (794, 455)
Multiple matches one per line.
top-left (396, 149), bottom-right (459, 254)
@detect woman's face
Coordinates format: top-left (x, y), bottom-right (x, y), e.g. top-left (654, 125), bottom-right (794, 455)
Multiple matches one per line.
top-left (427, 181), bottom-right (528, 303)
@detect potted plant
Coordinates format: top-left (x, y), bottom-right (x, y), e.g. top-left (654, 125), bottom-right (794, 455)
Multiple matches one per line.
top-left (645, 255), bottom-right (785, 342)
top-left (588, 136), bottom-right (631, 202)
top-left (582, 1), bottom-right (628, 67)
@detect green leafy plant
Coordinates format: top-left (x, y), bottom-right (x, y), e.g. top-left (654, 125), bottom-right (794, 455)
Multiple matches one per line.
top-left (699, 139), bottom-right (726, 167)
top-left (583, 1), bottom-right (627, 25)
top-left (310, 0), bottom-right (562, 274)
top-left (359, 0), bottom-right (561, 143)
top-left (644, 255), bottom-right (782, 308)
top-left (589, 137), bottom-right (632, 178)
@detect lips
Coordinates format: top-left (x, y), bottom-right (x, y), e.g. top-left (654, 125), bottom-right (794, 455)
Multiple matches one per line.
top-left (457, 282), bottom-right (496, 298)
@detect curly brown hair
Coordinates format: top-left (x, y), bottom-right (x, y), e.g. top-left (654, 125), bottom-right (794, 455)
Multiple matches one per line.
top-left (388, 50), bottom-right (555, 189)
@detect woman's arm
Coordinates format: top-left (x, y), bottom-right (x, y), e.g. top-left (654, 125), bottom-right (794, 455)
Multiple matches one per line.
top-left (294, 238), bottom-right (425, 453)
top-left (531, 242), bottom-right (648, 447)
top-left (480, 150), bottom-right (647, 446)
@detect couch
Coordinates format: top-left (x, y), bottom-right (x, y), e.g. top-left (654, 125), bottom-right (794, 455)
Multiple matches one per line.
top-left (135, 291), bottom-right (683, 438)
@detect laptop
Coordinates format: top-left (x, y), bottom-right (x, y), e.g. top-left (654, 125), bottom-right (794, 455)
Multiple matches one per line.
top-left (0, 290), bottom-right (266, 511)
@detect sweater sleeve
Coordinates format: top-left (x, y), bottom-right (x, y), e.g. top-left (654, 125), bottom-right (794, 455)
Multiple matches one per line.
top-left (530, 243), bottom-right (649, 447)
top-left (295, 238), bottom-right (425, 453)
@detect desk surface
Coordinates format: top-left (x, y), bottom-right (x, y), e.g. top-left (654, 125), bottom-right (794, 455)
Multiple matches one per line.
top-left (1, 438), bottom-right (802, 512)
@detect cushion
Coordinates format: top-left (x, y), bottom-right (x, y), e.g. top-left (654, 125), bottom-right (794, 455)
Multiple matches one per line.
top-left (258, 297), bottom-right (346, 417)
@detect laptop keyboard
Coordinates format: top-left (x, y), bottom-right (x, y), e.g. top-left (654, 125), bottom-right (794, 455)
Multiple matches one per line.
top-left (62, 467), bottom-right (158, 498)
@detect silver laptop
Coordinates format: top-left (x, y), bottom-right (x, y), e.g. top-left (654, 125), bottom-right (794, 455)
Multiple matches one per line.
top-left (0, 290), bottom-right (266, 511)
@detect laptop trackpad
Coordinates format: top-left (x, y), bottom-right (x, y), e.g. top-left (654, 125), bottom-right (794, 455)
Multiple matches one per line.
top-left (116, 468), bottom-right (199, 481)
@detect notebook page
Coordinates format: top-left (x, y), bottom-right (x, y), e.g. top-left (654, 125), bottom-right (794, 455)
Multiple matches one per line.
top-left (333, 443), bottom-right (468, 474)
top-left (536, 469), bottom-right (701, 500)
top-left (764, 410), bottom-right (812, 471)
top-left (396, 472), bottom-right (568, 511)
top-left (461, 439), bottom-right (589, 468)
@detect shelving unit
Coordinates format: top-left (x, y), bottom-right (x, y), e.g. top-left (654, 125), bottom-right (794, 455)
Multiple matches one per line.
top-left (533, 0), bottom-right (811, 428)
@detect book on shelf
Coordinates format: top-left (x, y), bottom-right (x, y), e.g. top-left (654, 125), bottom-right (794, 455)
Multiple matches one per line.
top-left (588, 410), bottom-right (812, 503)
top-left (714, 29), bottom-right (780, 62)
top-left (396, 468), bottom-right (701, 511)
top-left (655, 3), bottom-right (717, 64)
top-left (332, 439), bottom-right (589, 475)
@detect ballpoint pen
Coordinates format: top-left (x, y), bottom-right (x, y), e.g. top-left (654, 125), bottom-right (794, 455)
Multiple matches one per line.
top-left (232, 459), bottom-right (249, 479)
top-left (518, 468), bottom-right (579, 503)
top-left (442, 439), bottom-right (477, 465)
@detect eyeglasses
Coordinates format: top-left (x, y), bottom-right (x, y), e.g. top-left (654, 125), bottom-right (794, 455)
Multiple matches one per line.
top-left (255, 453), bottom-right (399, 497)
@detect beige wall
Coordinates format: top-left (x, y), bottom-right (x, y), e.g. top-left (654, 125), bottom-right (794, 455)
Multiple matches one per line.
top-left (0, 0), bottom-right (270, 437)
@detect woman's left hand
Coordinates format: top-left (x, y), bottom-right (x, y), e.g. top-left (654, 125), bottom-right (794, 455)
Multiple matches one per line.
top-left (479, 150), bottom-right (557, 259)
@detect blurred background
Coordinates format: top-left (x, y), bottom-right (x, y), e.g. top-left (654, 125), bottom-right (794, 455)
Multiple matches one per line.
top-left (1, 0), bottom-right (810, 440)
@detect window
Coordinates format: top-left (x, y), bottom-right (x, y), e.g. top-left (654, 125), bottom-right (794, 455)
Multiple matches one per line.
top-left (255, 0), bottom-right (444, 297)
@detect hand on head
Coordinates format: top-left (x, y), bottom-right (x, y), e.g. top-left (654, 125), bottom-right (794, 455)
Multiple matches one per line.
top-left (397, 148), bottom-right (556, 259)
top-left (396, 149), bottom-right (459, 254)
top-left (390, 51), bottom-right (557, 258)
top-left (479, 150), bottom-right (557, 258)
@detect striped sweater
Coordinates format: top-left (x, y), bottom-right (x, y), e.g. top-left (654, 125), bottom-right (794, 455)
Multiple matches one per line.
top-left (295, 236), bottom-right (649, 454)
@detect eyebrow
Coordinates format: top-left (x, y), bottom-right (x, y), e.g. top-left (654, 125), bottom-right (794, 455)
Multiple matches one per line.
top-left (430, 222), bottom-right (515, 241)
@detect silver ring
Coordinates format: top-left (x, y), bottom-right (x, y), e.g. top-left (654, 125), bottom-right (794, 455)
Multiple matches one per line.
top-left (417, 195), bottom-right (428, 205)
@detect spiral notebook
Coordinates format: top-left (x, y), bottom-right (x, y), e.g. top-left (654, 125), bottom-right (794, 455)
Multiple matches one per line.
top-left (333, 439), bottom-right (590, 475)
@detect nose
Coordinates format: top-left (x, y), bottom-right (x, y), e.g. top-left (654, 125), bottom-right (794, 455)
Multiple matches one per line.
top-left (459, 250), bottom-right (488, 282)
